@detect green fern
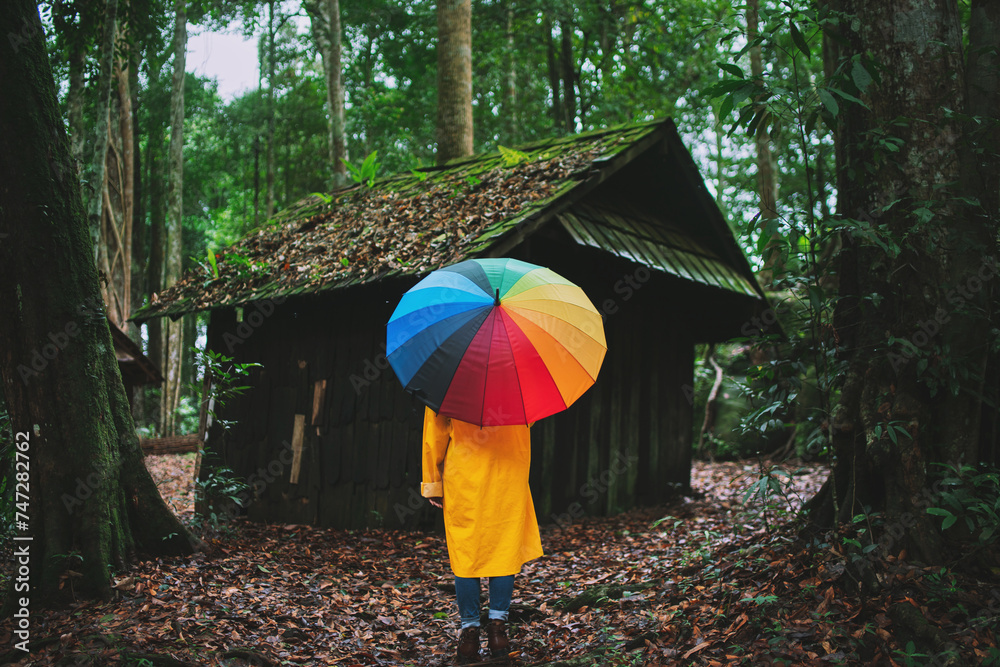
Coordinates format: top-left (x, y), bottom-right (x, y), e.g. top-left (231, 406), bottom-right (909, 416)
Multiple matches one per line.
top-left (498, 144), bottom-right (530, 167)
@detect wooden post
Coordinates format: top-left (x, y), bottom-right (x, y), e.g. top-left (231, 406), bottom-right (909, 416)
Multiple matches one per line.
top-left (289, 413), bottom-right (306, 484)
top-left (311, 379), bottom-right (327, 425)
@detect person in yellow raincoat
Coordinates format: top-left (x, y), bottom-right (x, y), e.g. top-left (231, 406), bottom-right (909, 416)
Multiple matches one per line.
top-left (421, 406), bottom-right (544, 663)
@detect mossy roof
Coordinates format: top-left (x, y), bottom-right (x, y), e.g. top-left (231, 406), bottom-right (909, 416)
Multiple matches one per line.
top-left (133, 119), bottom-right (758, 322)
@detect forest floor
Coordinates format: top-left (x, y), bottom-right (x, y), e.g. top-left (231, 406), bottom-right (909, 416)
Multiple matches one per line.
top-left (2, 456), bottom-right (998, 666)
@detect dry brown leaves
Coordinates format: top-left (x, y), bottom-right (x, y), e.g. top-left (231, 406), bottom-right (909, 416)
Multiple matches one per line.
top-left (2, 458), bottom-right (996, 666)
top-left (153, 151), bottom-right (599, 316)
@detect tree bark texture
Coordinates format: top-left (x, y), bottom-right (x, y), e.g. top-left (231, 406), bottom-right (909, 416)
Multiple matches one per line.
top-left (0, 0), bottom-right (200, 603)
top-left (746, 0), bottom-right (781, 287)
top-left (435, 0), bottom-right (473, 164)
top-left (265, 0), bottom-right (277, 217)
top-left (504, 0), bottom-right (518, 144)
top-left (304, 0), bottom-right (348, 188)
top-left (79, 0), bottom-right (120, 265)
top-left (99, 51), bottom-right (134, 331)
top-left (162, 0), bottom-right (186, 436)
top-left (559, 17), bottom-right (576, 133)
top-left (809, 0), bottom-right (996, 565)
top-left (966, 0), bottom-right (1000, 465)
top-left (544, 16), bottom-right (563, 132)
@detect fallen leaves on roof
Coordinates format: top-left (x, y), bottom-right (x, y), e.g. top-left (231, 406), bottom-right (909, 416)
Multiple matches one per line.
top-left (137, 125), bottom-right (657, 320)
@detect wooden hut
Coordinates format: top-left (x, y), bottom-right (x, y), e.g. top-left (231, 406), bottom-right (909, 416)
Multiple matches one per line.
top-left (134, 119), bottom-right (768, 529)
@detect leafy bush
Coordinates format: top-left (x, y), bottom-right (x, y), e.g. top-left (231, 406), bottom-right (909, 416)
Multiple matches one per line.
top-left (927, 462), bottom-right (1000, 547)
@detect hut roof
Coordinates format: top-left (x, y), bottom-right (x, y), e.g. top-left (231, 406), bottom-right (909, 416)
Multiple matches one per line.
top-left (133, 118), bottom-right (763, 322)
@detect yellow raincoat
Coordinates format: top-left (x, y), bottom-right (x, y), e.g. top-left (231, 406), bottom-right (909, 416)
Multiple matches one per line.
top-left (421, 406), bottom-right (544, 578)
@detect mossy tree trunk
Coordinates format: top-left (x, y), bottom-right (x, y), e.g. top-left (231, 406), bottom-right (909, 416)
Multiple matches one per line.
top-left (808, 0), bottom-right (997, 565)
top-left (0, 0), bottom-right (201, 603)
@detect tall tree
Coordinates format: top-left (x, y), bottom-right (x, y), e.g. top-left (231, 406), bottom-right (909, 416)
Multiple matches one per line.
top-left (161, 0), bottom-right (187, 436)
top-left (808, 0), bottom-right (997, 565)
top-left (304, 0), bottom-right (349, 188)
top-left (435, 0), bottom-right (473, 163)
top-left (77, 0), bottom-right (121, 262)
top-left (264, 0), bottom-right (277, 217)
top-left (99, 49), bottom-right (135, 330)
top-left (746, 0), bottom-right (781, 287)
top-left (0, 0), bottom-right (201, 602)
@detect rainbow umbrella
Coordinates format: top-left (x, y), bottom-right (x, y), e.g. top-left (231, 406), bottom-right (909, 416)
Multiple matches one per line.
top-left (386, 258), bottom-right (606, 427)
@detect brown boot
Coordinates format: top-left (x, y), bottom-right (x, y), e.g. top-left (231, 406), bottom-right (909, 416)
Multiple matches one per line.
top-left (456, 625), bottom-right (481, 664)
top-left (486, 619), bottom-right (510, 659)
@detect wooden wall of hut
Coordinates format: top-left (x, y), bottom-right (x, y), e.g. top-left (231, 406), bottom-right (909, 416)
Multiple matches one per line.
top-left (202, 255), bottom-right (698, 530)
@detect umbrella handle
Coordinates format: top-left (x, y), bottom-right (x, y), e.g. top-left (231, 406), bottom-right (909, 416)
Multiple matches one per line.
top-left (494, 288), bottom-right (500, 306)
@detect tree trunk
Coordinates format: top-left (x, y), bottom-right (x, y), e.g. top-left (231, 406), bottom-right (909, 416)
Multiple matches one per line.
top-left (503, 0), bottom-right (518, 144)
top-left (265, 0), bottom-right (277, 217)
top-left (967, 0), bottom-right (1000, 464)
top-left (79, 0), bottom-right (120, 265)
top-left (544, 16), bottom-right (563, 133)
top-left (806, 0), bottom-right (995, 567)
top-left (146, 104), bottom-right (165, 431)
top-left (67, 43), bottom-right (86, 167)
top-left (161, 0), bottom-right (186, 437)
top-left (0, 0), bottom-right (201, 604)
top-left (559, 17), bottom-right (576, 133)
top-left (435, 0), bottom-right (473, 164)
top-left (100, 49), bottom-right (134, 331)
top-left (747, 0), bottom-right (782, 287)
top-left (304, 0), bottom-right (348, 189)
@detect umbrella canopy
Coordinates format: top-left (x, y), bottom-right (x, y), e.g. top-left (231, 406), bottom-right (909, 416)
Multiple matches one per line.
top-left (386, 258), bottom-right (607, 426)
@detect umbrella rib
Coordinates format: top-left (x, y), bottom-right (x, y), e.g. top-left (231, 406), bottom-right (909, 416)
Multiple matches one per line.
top-left (477, 309), bottom-right (497, 429)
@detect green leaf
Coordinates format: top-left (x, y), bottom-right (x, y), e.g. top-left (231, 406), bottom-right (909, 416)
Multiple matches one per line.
top-left (852, 59), bottom-right (873, 91)
top-left (789, 20), bottom-right (811, 60)
top-left (206, 248), bottom-right (218, 278)
top-left (717, 61), bottom-right (744, 78)
top-left (926, 507), bottom-right (957, 530)
top-left (817, 88), bottom-right (839, 116)
top-left (827, 86), bottom-right (870, 109)
top-left (718, 94), bottom-right (735, 123)
top-left (340, 257), bottom-right (349, 267)
top-left (808, 284), bottom-right (824, 313)
top-left (360, 150), bottom-right (380, 186)
top-left (912, 206), bottom-right (935, 225)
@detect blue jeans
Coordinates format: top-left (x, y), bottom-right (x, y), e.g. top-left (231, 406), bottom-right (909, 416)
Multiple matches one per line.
top-left (455, 575), bottom-right (514, 628)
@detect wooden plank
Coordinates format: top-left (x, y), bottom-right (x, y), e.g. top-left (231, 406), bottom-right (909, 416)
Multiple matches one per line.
top-left (366, 421), bottom-right (380, 485)
top-left (624, 321), bottom-right (641, 504)
top-left (312, 379), bottom-right (327, 425)
top-left (388, 419), bottom-right (407, 489)
top-left (140, 434), bottom-right (200, 455)
top-left (295, 359), bottom-right (310, 415)
top-left (606, 326), bottom-right (623, 516)
top-left (353, 417), bottom-right (369, 484)
top-left (375, 420), bottom-right (391, 490)
top-left (289, 413), bottom-right (306, 484)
